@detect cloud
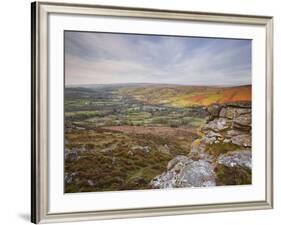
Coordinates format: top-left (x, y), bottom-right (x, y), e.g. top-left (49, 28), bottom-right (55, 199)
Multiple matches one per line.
top-left (65, 31), bottom-right (251, 86)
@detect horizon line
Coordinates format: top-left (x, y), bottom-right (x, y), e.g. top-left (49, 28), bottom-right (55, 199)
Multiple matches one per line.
top-left (65, 82), bottom-right (252, 87)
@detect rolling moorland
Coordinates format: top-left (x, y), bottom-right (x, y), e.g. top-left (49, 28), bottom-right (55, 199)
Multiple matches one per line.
top-left (64, 84), bottom-right (251, 192)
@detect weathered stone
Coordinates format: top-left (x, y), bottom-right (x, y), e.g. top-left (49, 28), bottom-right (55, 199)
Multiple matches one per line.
top-left (220, 107), bottom-right (251, 119)
top-left (151, 156), bottom-right (216, 188)
top-left (131, 145), bottom-right (150, 153)
top-left (236, 108), bottom-right (251, 116)
top-left (231, 134), bottom-right (251, 147)
top-left (201, 136), bottom-right (216, 145)
top-left (101, 147), bottom-right (114, 153)
top-left (206, 104), bottom-right (222, 121)
top-left (65, 173), bottom-right (73, 184)
top-left (207, 104), bottom-right (222, 116)
top-left (219, 107), bottom-right (236, 119)
top-left (127, 150), bottom-right (134, 156)
top-left (225, 129), bottom-right (247, 138)
top-left (202, 118), bottom-right (230, 132)
top-left (167, 155), bottom-right (187, 170)
top-left (65, 150), bottom-right (78, 161)
top-left (87, 179), bottom-right (95, 186)
top-left (79, 145), bottom-right (87, 152)
top-left (205, 130), bottom-right (222, 138)
top-left (158, 145), bottom-right (171, 155)
top-left (223, 139), bottom-right (231, 143)
top-left (234, 114), bottom-right (251, 127)
top-left (217, 150), bottom-right (251, 169)
top-left (233, 124), bottom-right (251, 131)
top-left (65, 172), bottom-right (79, 184)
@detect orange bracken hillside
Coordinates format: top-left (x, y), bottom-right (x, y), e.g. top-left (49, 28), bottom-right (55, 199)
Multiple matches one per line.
top-left (219, 86), bottom-right (251, 103)
top-left (120, 85), bottom-right (251, 107)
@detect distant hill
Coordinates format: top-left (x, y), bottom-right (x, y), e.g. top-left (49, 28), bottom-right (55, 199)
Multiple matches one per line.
top-left (119, 84), bottom-right (251, 107)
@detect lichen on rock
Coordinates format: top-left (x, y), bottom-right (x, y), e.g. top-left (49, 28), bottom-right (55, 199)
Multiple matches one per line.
top-left (217, 150), bottom-right (252, 169)
top-left (150, 155), bottom-right (216, 188)
top-left (150, 102), bottom-right (252, 189)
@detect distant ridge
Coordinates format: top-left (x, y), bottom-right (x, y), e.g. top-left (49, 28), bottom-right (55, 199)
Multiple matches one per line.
top-left (118, 84), bottom-right (252, 107)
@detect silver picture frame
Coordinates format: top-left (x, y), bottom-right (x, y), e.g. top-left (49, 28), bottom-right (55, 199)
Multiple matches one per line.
top-left (31, 1), bottom-right (273, 223)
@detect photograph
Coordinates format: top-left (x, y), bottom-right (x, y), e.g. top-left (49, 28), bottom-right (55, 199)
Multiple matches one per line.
top-left (31, 2), bottom-right (273, 223)
top-left (64, 31), bottom-right (252, 193)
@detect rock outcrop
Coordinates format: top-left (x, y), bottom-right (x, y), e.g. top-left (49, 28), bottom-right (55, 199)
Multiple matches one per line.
top-left (150, 102), bottom-right (252, 188)
top-left (217, 150), bottom-right (251, 169)
top-left (150, 155), bottom-right (216, 188)
top-left (65, 149), bottom-right (79, 161)
top-left (199, 103), bottom-right (251, 149)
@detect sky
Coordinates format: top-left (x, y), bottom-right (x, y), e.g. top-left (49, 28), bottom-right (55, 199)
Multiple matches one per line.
top-left (65, 31), bottom-right (251, 86)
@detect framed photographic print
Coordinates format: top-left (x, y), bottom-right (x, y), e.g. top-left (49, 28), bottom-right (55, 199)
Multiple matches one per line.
top-left (31, 1), bottom-right (273, 224)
